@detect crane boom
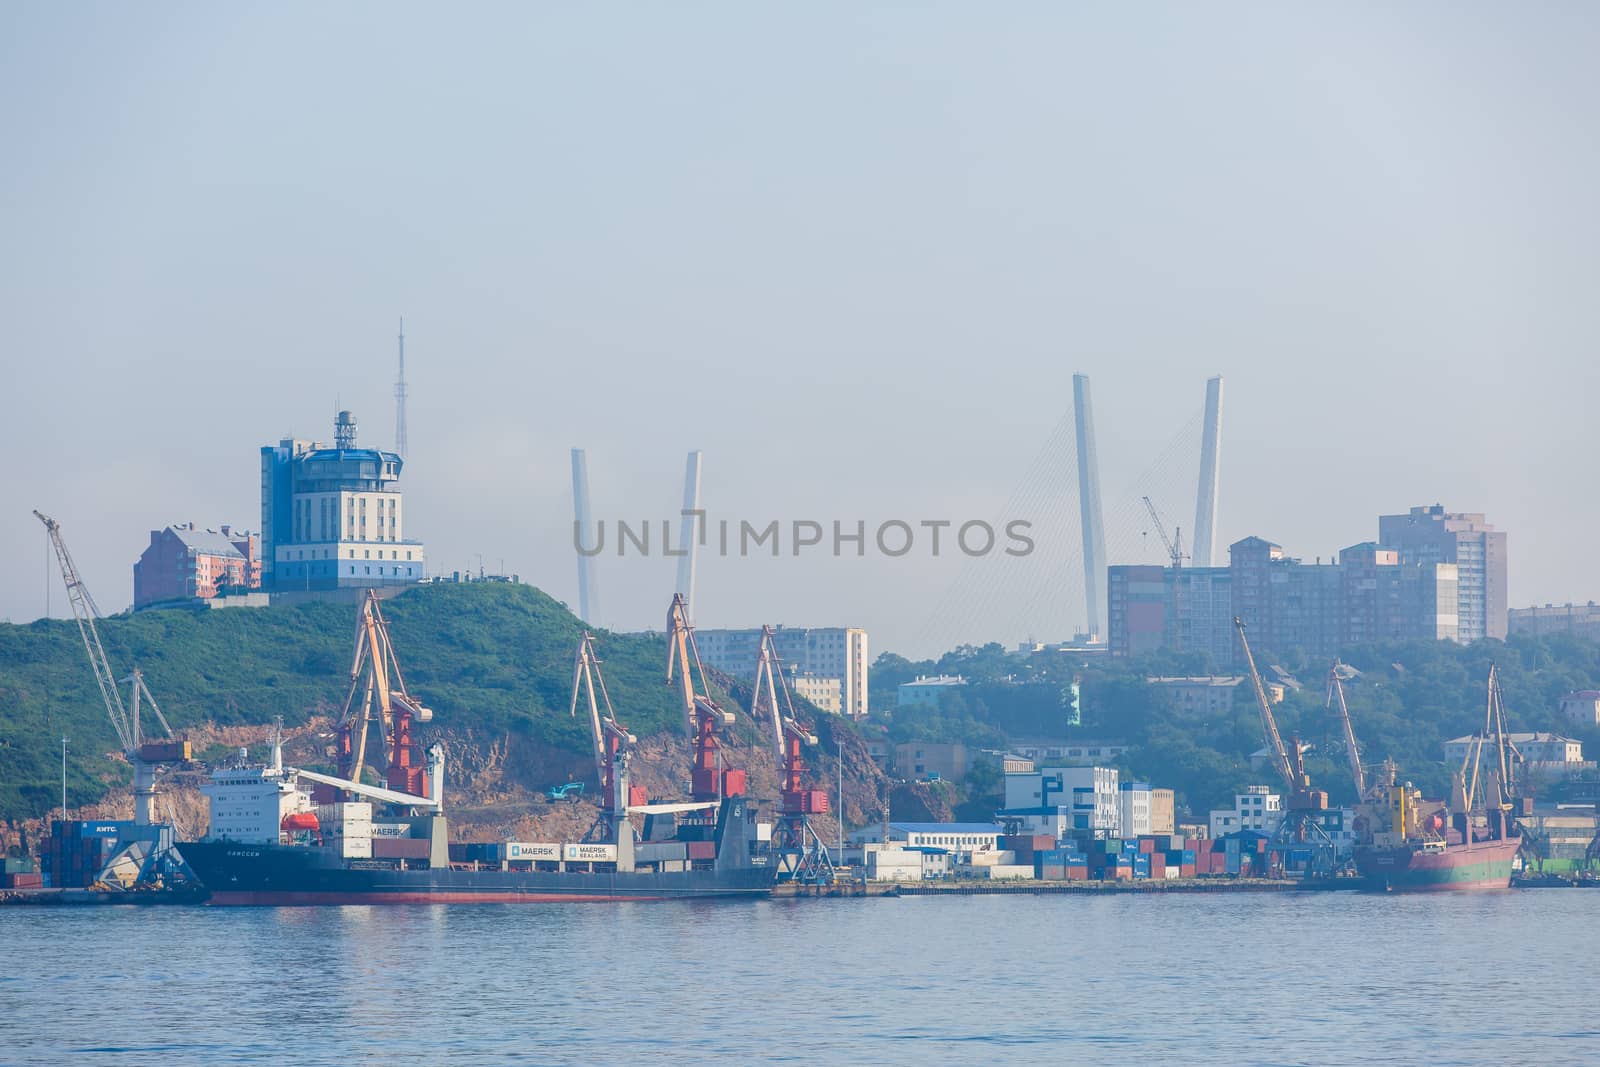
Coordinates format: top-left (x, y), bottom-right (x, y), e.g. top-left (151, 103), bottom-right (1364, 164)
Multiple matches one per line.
top-left (665, 593), bottom-right (736, 803)
top-left (1141, 496), bottom-right (1183, 568)
top-left (1234, 617), bottom-right (1295, 789)
top-left (1326, 662), bottom-right (1365, 798)
top-left (569, 631), bottom-right (635, 816)
top-left (34, 510), bottom-right (134, 752)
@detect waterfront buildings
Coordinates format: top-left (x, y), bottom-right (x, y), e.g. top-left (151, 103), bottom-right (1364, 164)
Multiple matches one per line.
top-left (259, 411), bottom-right (426, 593)
top-left (133, 523), bottom-right (261, 609)
top-left (1442, 732), bottom-right (1589, 780)
top-left (895, 674), bottom-right (965, 709)
top-left (1378, 506), bottom-right (1506, 641)
top-left (1208, 786), bottom-right (1282, 838)
top-left (1002, 765), bottom-right (1120, 836)
top-left (692, 625), bottom-right (869, 719)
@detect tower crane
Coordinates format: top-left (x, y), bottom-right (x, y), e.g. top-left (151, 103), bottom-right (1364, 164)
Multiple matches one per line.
top-left (665, 593), bottom-right (738, 805)
top-left (1325, 662), bottom-right (1365, 799)
top-left (752, 626), bottom-right (834, 884)
top-left (1142, 497), bottom-right (1186, 651)
top-left (34, 511), bottom-right (191, 826)
top-left (328, 591), bottom-right (433, 800)
top-left (1234, 617), bottom-right (1334, 871)
top-left (569, 631), bottom-right (638, 841)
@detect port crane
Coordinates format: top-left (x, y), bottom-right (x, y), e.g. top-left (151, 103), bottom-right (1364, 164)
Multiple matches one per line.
top-left (665, 593), bottom-right (738, 804)
top-left (1234, 617), bottom-right (1335, 872)
top-left (569, 631), bottom-right (638, 840)
top-left (752, 626), bottom-right (834, 884)
top-left (331, 591), bottom-right (433, 799)
top-left (34, 511), bottom-right (191, 827)
top-left (1325, 662), bottom-right (1365, 799)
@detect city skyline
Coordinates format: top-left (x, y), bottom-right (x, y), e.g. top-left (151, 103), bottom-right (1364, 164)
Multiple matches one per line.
top-left (3, 7), bottom-right (1598, 655)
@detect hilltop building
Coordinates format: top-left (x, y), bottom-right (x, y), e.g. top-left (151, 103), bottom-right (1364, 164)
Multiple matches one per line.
top-left (133, 523), bottom-right (261, 609)
top-left (1109, 524), bottom-right (1468, 663)
top-left (1510, 603), bottom-right (1600, 642)
top-left (691, 625), bottom-right (868, 719)
top-left (1378, 505), bottom-right (1506, 641)
top-left (259, 411), bottom-right (426, 594)
top-left (895, 674), bottom-right (966, 708)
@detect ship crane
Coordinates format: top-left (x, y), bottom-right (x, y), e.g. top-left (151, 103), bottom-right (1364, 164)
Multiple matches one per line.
top-left (329, 591), bottom-right (433, 801)
top-left (752, 626), bottom-right (835, 885)
top-left (665, 593), bottom-right (738, 806)
top-left (569, 631), bottom-right (637, 840)
top-left (1234, 617), bottom-right (1335, 873)
top-left (34, 511), bottom-right (191, 827)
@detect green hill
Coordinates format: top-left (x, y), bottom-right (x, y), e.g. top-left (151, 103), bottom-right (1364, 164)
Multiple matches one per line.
top-left (0, 583), bottom-right (687, 821)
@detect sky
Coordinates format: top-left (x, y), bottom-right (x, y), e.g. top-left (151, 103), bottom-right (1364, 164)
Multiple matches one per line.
top-left (2, 4), bottom-right (1598, 656)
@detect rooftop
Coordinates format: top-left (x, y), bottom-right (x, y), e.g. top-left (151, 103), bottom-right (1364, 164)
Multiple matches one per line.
top-left (166, 524), bottom-right (249, 559)
top-left (890, 822), bottom-right (1002, 835)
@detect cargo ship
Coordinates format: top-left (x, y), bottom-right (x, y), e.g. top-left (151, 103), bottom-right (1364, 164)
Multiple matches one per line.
top-left (180, 741), bottom-right (774, 905)
top-left (181, 596), bottom-right (777, 906)
top-left (1353, 778), bottom-right (1520, 893)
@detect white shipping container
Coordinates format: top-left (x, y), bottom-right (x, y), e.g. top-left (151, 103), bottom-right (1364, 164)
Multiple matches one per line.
top-left (341, 836), bottom-right (372, 859)
top-left (984, 864), bottom-right (1035, 880)
top-left (507, 842), bottom-right (562, 862)
top-left (563, 843), bottom-right (618, 862)
top-left (755, 822), bottom-right (773, 843)
top-left (370, 823), bottom-right (412, 839)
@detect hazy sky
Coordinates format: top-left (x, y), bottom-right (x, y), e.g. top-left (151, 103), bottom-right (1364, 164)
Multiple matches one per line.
top-left (3, 5), bottom-right (1597, 656)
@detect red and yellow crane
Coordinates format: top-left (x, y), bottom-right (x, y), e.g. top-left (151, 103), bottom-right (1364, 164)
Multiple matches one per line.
top-left (569, 630), bottom-right (638, 836)
top-left (665, 593), bottom-right (738, 803)
top-left (332, 591), bottom-right (433, 798)
top-left (752, 626), bottom-right (834, 883)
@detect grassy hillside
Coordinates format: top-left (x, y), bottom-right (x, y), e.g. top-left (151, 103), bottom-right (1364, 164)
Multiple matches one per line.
top-left (0, 583), bottom-right (688, 821)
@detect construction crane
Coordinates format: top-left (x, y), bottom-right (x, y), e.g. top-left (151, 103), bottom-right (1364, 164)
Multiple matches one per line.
top-left (329, 591), bottom-right (433, 800)
top-left (569, 631), bottom-right (637, 840)
top-left (1234, 617), bottom-right (1334, 871)
top-left (1142, 497), bottom-right (1186, 650)
top-left (752, 626), bottom-right (834, 884)
top-left (34, 511), bottom-right (191, 826)
top-left (665, 593), bottom-right (738, 805)
top-left (1325, 662), bottom-right (1365, 799)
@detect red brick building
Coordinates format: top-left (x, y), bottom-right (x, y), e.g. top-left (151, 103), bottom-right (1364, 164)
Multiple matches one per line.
top-left (133, 524), bottom-right (261, 609)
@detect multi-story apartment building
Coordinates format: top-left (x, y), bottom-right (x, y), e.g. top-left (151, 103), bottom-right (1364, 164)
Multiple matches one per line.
top-left (1510, 603), bottom-right (1600, 642)
top-left (691, 625), bottom-right (868, 718)
top-left (1110, 526), bottom-right (1474, 664)
top-left (1378, 505), bottom-right (1506, 641)
top-left (133, 523), bottom-right (261, 609)
top-left (260, 410), bottom-right (426, 593)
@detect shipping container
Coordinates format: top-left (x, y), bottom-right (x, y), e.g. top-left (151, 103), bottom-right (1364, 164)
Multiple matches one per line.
top-left (1066, 865), bottom-right (1089, 880)
top-left (506, 842), bottom-right (562, 862)
top-left (372, 838), bottom-right (430, 860)
top-left (565, 843), bottom-right (620, 863)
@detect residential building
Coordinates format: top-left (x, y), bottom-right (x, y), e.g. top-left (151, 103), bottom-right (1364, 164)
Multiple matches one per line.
top-left (692, 625), bottom-right (869, 719)
top-left (1007, 739), bottom-right (1129, 765)
top-left (1150, 788), bottom-right (1176, 835)
top-left (1378, 505), bottom-right (1507, 641)
top-left (1561, 691), bottom-right (1600, 727)
top-left (895, 742), bottom-right (968, 782)
top-left (788, 674), bottom-right (843, 716)
top-left (134, 524), bottom-right (261, 609)
top-left (260, 410), bottom-right (426, 593)
top-left (895, 674), bottom-right (965, 709)
top-left (1110, 532), bottom-right (1467, 665)
top-left (1118, 782), bottom-right (1153, 838)
top-left (1208, 785), bottom-right (1281, 839)
top-left (1442, 733), bottom-right (1586, 774)
top-left (1148, 676), bottom-right (1281, 717)
top-left (1511, 603), bottom-right (1600, 642)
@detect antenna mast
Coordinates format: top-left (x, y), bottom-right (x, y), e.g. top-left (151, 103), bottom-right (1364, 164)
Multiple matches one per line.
top-left (394, 317), bottom-right (408, 459)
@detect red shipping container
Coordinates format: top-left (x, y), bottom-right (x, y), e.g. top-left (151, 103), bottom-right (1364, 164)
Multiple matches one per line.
top-left (372, 838), bottom-right (430, 860)
top-left (1066, 866), bottom-right (1089, 880)
top-left (686, 841), bottom-right (716, 861)
top-left (1138, 838), bottom-right (1156, 854)
top-left (1181, 864), bottom-right (1197, 878)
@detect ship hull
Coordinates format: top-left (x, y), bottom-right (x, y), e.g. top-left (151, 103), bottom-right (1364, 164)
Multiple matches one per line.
top-left (1354, 837), bottom-right (1519, 892)
top-left (180, 841), bottom-right (774, 905)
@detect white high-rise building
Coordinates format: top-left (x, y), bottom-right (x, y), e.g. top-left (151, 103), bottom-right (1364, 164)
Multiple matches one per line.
top-left (692, 626), bottom-right (869, 719)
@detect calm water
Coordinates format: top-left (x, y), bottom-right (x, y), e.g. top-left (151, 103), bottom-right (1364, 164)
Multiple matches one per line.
top-left (3, 891), bottom-right (1598, 1066)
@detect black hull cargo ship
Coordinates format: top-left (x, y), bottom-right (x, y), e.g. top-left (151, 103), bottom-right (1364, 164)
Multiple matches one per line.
top-left (183, 795), bottom-right (772, 906)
